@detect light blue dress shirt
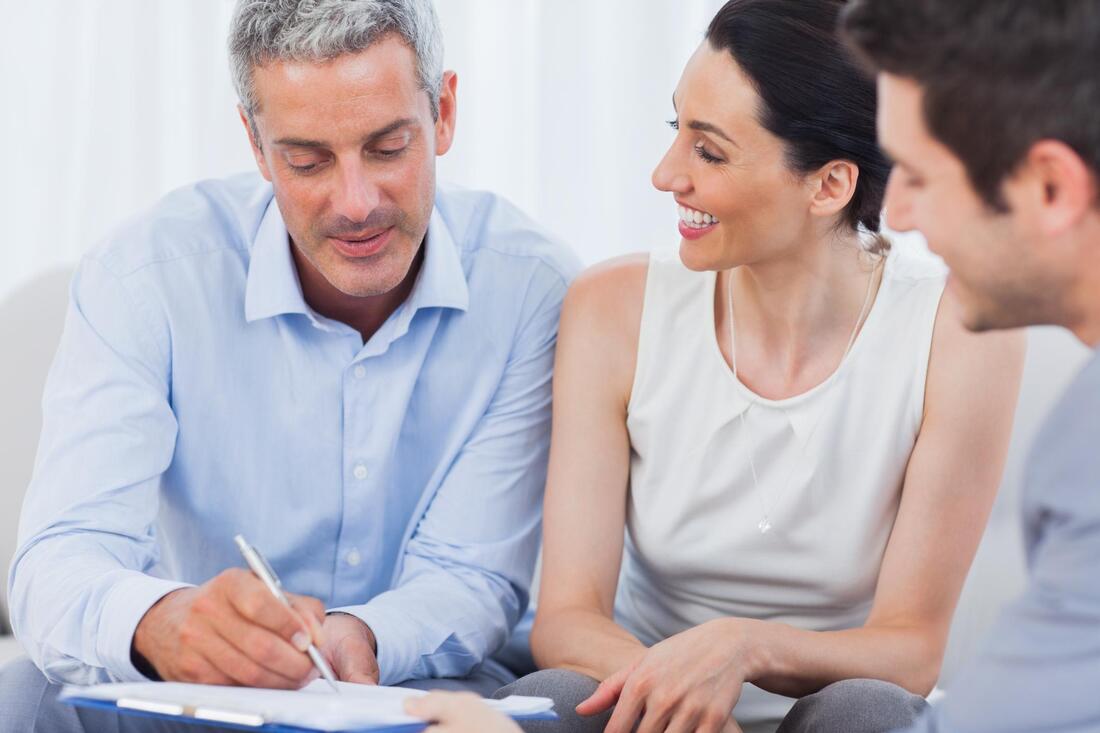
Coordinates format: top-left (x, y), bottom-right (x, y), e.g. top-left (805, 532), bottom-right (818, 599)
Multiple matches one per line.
top-left (901, 347), bottom-right (1100, 732)
top-left (8, 172), bottom-right (580, 687)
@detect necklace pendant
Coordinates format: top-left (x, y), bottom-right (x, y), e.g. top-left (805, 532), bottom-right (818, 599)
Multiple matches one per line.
top-left (757, 516), bottom-right (773, 534)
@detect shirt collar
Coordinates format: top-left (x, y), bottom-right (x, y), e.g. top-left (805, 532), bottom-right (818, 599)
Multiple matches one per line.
top-left (244, 197), bottom-right (469, 324)
top-left (244, 199), bottom-right (312, 323)
top-left (406, 206), bottom-right (469, 314)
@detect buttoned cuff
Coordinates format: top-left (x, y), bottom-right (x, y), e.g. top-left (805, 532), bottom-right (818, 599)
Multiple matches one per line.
top-left (330, 594), bottom-right (445, 686)
top-left (95, 573), bottom-right (192, 682)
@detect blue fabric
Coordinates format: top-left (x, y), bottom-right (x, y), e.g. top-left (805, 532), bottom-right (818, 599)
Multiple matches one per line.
top-left (8, 172), bottom-right (580, 688)
top-left (901, 347), bottom-right (1100, 732)
top-left (60, 696), bottom-right (556, 731)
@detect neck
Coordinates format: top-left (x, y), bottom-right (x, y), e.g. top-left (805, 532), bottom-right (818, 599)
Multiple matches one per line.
top-left (1069, 272), bottom-right (1100, 349)
top-left (293, 243), bottom-right (424, 343)
top-left (1062, 224), bottom-right (1100, 348)
top-left (719, 229), bottom-right (882, 395)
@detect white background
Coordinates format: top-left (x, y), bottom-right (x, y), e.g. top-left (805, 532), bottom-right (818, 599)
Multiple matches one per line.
top-left (0, 0), bottom-right (731, 299)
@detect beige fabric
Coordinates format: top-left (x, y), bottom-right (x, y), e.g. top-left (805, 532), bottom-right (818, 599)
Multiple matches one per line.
top-left (615, 245), bottom-right (946, 730)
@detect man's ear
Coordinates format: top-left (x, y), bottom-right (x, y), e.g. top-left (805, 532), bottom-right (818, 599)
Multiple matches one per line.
top-left (808, 159), bottom-right (860, 222)
top-left (238, 105), bottom-right (273, 182)
top-left (1019, 139), bottom-right (1098, 238)
top-left (434, 71), bottom-right (458, 157)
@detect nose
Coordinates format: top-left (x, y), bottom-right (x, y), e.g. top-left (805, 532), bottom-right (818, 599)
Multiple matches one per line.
top-left (652, 139), bottom-right (692, 194)
top-left (330, 160), bottom-right (381, 223)
top-left (883, 168), bottom-right (915, 233)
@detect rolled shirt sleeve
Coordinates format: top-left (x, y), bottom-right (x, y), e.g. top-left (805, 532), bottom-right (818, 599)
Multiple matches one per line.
top-left (331, 271), bottom-right (568, 685)
top-left (8, 256), bottom-right (189, 684)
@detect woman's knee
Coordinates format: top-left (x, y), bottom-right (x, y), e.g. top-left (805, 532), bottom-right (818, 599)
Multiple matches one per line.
top-left (494, 669), bottom-right (607, 733)
top-left (778, 678), bottom-right (929, 733)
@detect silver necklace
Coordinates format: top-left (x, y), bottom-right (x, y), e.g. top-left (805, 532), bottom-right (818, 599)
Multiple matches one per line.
top-left (726, 256), bottom-right (880, 534)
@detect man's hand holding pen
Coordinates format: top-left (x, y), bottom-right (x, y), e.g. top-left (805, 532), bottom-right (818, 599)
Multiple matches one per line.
top-left (132, 568), bottom-right (326, 689)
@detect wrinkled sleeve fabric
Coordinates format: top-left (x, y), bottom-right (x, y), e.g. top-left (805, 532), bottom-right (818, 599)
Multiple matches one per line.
top-left (8, 256), bottom-right (189, 685)
top-left (331, 268), bottom-right (569, 685)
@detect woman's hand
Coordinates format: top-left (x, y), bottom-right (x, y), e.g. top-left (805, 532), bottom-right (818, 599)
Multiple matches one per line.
top-left (576, 619), bottom-right (755, 733)
top-left (405, 692), bottom-right (522, 733)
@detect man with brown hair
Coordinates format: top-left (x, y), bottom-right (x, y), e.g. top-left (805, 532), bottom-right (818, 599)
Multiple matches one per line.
top-left (842, 1), bottom-right (1100, 730)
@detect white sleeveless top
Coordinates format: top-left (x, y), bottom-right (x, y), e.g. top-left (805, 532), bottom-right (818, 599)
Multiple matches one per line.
top-left (614, 245), bottom-right (947, 732)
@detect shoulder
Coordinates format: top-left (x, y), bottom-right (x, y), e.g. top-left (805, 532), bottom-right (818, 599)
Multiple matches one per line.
top-left (1027, 348), bottom-right (1100, 510)
top-left (87, 172), bottom-right (270, 280)
top-left (883, 239), bottom-right (948, 286)
top-left (561, 253), bottom-right (650, 337)
top-left (922, 293), bottom-right (1026, 427)
top-left (552, 254), bottom-right (651, 408)
top-left (928, 294), bottom-right (1027, 374)
top-left (883, 239), bottom-right (1025, 412)
top-left (434, 182), bottom-right (583, 291)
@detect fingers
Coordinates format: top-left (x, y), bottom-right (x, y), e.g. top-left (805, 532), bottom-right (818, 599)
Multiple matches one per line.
top-left (722, 718), bottom-right (745, 733)
top-left (575, 666), bottom-right (629, 716)
top-left (664, 708), bottom-right (700, 733)
top-left (635, 706), bottom-right (673, 733)
top-left (203, 625), bottom-right (307, 689)
top-left (659, 690), bottom-right (736, 733)
top-left (172, 645), bottom-right (237, 687)
top-left (287, 592), bottom-right (326, 645)
top-left (406, 692), bottom-right (521, 733)
top-left (214, 605), bottom-right (315, 686)
top-left (219, 569), bottom-right (312, 649)
top-left (405, 691), bottom-right (482, 720)
top-left (601, 675), bottom-right (646, 733)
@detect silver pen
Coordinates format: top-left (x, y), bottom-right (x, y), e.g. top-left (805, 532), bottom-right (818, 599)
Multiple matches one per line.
top-left (233, 534), bottom-right (340, 693)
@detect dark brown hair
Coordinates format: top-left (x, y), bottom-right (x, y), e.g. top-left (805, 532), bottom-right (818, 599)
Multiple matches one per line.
top-left (707, 0), bottom-right (890, 233)
top-left (841, 0), bottom-right (1100, 212)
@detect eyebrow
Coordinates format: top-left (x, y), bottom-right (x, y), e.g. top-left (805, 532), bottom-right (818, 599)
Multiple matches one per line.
top-left (671, 94), bottom-right (738, 147)
top-left (880, 143), bottom-right (923, 174)
top-left (273, 117), bottom-right (419, 149)
top-left (687, 120), bottom-right (737, 146)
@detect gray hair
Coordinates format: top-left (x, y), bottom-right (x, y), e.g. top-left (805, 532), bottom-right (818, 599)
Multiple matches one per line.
top-left (228, 0), bottom-right (444, 136)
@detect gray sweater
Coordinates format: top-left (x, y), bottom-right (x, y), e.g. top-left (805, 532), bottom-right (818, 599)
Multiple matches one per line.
top-left (908, 345), bottom-right (1100, 732)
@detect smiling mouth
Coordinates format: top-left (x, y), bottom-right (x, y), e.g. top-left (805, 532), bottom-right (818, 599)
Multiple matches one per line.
top-left (332, 229), bottom-right (386, 243)
top-left (678, 204), bottom-right (720, 228)
top-left (328, 227), bottom-right (394, 258)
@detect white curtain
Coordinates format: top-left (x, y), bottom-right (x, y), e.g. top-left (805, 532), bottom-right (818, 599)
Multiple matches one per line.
top-left (0, 0), bottom-right (729, 301)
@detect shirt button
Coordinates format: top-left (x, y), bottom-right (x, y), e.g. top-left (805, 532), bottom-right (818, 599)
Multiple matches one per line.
top-left (345, 549), bottom-right (362, 567)
top-left (353, 464), bottom-right (368, 480)
top-left (353, 365), bottom-right (366, 379)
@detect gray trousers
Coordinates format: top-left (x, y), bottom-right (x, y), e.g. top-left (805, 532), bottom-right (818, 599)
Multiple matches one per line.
top-left (494, 669), bottom-right (928, 733)
top-left (0, 656), bottom-right (514, 733)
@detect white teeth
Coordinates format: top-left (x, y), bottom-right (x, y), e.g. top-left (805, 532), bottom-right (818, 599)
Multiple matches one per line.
top-left (678, 204), bottom-right (719, 229)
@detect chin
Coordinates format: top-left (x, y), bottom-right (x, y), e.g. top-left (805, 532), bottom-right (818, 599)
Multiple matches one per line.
top-left (329, 246), bottom-right (420, 298)
top-left (678, 239), bottom-right (726, 273)
top-left (950, 277), bottom-right (1042, 334)
top-left (333, 271), bottom-right (406, 298)
top-left (957, 296), bottom-right (1027, 334)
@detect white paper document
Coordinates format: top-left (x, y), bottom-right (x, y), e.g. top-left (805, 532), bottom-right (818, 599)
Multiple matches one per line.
top-left (60, 679), bottom-right (555, 731)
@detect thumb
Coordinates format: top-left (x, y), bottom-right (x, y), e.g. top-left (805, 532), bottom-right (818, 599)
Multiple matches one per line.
top-left (332, 634), bottom-right (379, 685)
top-left (575, 667), bottom-right (629, 716)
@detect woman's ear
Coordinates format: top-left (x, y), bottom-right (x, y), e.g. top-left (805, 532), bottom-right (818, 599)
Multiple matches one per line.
top-left (809, 160), bottom-right (860, 220)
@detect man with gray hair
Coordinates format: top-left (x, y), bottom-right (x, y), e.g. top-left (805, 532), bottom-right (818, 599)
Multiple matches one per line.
top-left (0, 0), bottom-right (579, 729)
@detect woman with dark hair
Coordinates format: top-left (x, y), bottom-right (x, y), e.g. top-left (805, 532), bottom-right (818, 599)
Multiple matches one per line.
top-left (492, 1), bottom-right (1025, 732)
